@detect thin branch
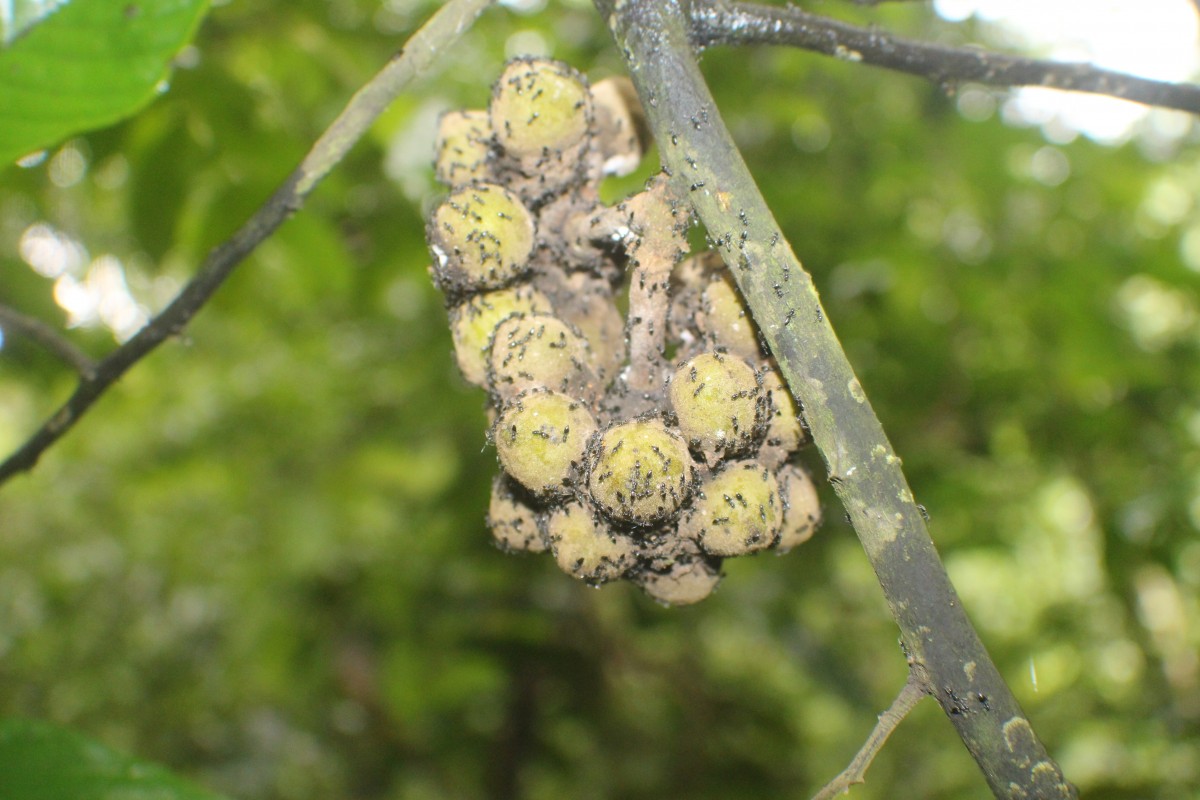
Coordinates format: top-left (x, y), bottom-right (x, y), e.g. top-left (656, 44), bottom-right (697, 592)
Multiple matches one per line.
top-left (0, 0), bottom-right (495, 488)
top-left (0, 303), bottom-right (97, 378)
top-left (811, 672), bottom-right (927, 800)
top-left (690, 0), bottom-right (1200, 115)
top-left (595, 0), bottom-right (1076, 795)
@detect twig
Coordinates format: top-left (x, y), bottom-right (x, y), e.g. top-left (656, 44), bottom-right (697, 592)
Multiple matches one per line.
top-left (690, 0), bottom-right (1200, 115)
top-left (595, 0), bottom-right (1077, 795)
top-left (0, 303), bottom-right (97, 378)
top-left (0, 0), bottom-right (495, 488)
top-left (811, 672), bottom-right (927, 800)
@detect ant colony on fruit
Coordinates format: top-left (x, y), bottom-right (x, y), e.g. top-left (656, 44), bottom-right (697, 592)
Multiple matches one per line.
top-left (425, 57), bottom-right (822, 605)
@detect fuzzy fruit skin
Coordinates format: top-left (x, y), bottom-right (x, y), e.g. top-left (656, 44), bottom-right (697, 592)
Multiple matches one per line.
top-left (776, 464), bottom-right (821, 552)
top-left (668, 351), bottom-right (763, 461)
top-left (450, 285), bottom-right (552, 387)
top-left (684, 461), bottom-right (782, 557)
top-left (589, 76), bottom-right (645, 177)
top-left (490, 57), bottom-right (593, 159)
top-left (586, 419), bottom-right (696, 525)
top-left (488, 313), bottom-right (596, 400)
top-left (434, 110), bottom-right (493, 187)
top-left (429, 183), bottom-right (535, 294)
top-left (488, 475), bottom-right (547, 552)
top-left (758, 365), bottom-right (806, 469)
top-left (700, 275), bottom-right (761, 362)
top-left (494, 389), bottom-right (596, 495)
top-left (634, 557), bottom-right (721, 606)
top-left (546, 501), bottom-right (635, 584)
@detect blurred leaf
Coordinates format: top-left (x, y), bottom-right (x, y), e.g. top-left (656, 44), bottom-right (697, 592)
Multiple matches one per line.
top-left (0, 718), bottom-right (229, 800)
top-left (0, 0), bottom-right (210, 166)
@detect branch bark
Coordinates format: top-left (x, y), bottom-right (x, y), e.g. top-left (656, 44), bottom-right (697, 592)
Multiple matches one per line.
top-left (0, 0), bottom-right (495, 488)
top-left (0, 303), bottom-right (97, 378)
top-left (690, 0), bottom-right (1200, 115)
top-left (811, 671), bottom-right (927, 800)
top-left (594, 0), bottom-right (1076, 795)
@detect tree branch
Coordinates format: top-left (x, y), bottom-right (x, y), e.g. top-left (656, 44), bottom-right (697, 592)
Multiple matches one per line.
top-left (594, 0), bottom-right (1076, 795)
top-left (0, 0), bottom-right (495, 488)
top-left (811, 671), bottom-right (927, 800)
top-left (690, 0), bottom-right (1200, 115)
top-left (0, 303), bottom-right (97, 378)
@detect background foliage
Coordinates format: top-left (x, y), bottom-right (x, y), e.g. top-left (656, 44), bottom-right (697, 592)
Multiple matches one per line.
top-left (2, 1), bottom-right (1199, 797)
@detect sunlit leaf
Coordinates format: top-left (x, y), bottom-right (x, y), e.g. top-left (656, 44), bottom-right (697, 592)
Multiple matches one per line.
top-left (0, 0), bottom-right (68, 46)
top-left (0, 0), bottom-right (209, 166)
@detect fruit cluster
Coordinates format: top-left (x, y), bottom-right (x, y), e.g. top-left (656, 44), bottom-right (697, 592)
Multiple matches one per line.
top-left (426, 57), bottom-right (822, 605)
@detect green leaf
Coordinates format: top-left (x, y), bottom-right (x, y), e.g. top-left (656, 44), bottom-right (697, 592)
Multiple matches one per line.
top-left (0, 718), bottom-right (231, 800)
top-left (0, 0), bottom-right (210, 167)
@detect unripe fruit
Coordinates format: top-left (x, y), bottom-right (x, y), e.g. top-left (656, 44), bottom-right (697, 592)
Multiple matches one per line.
top-left (434, 110), bottom-right (493, 187)
top-left (759, 365), bottom-right (806, 469)
top-left (635, 557), bottom-right (722, 606)
top-left (450, 285), bottom-right (552, 386)
top-left (669, 351), bottom-right (762, 461)
top-left (590, 76), bottom-right (646, 177)
top-left (546, 501), bottom-right (635, 583)
top-left (700, 274), bottom-right (760, 362)
top-left (488, 475), bottom-right (546, 552)
top-left (429, 183), bottom-right (535, 294)
top-left (544, 271), bottom-right (626, 382)
top-left (491, 58), bottom-right (593, 159)
top-left (683, 461), bottom-right (781, 556)
top-left (489, 313), bottom-right (596, 399)
top-left (494, 389), bottom-right (596, 495)
top-left (587, 419), bottom-right (695, 525)
top-left (776, 464), bottom-right (821, 552)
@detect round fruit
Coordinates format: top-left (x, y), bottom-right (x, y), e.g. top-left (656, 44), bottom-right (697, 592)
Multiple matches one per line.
top-left (590, 76), bottom-right (645, 177)
top-left (491, 58), bottom-right (593, 159)
top-left (683, 461), bottom-right (782, 556)
top-left (429, 183), bottom-right (535, 293)
top-left (546, 501), bottom-right (635, 583)
top-left (494, 389), bottom-right (596, 495)
top-left (776, 464), bottom-right (822, 552)
top-left (635, 557), bottom-right (721, 606)
top-left (487, 475), bottom-right (546, 552)
top-left (759, 365), bottom-right (806, 468)
top-left (669, 352), bottom-right (762, 460)
top-left (488, 313), bottom-right (596, 399)
top-left (587, 419), bottom-right (695, 525)
top-left (449, 285), bottom-right (552, 386)
top-left (434, 110), bottom-right (492, 187)
top-left (700, 275), bottom-right (761, 361)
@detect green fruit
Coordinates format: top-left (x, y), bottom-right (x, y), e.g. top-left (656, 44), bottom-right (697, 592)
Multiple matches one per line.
top-left (635, 557), bottom-right (722, 606)
top-left (669, 352), bottom-right (763, 461)
top-left (700, 275), bottom-right (761, 361)
top-left (546, 501), bottom-right (635, 583)
top-left (429, 183), bottom-right (535, 293)
top-left (450, 285), bottom-right (552, 386)
top-left (434, 110), bottom-right (492, 187)
top-left (490, 57), bottom-right (593, 159)
top-left (487, 475), bottom-right (546, 552)
top-left (776, 464), bottom-right (821, 552)
top-left (540, 270), bottom-right (625, 383)
top-left (683, 461), bottom-right (781, 556)
top-left (489, 313), bottom-right (596, 399)
top-left (759, 365), bottom-right (806, 468)
top-left (494, 389), bottom-right (596, 495)
top-left (587, 419), bottom-right (695, 525)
